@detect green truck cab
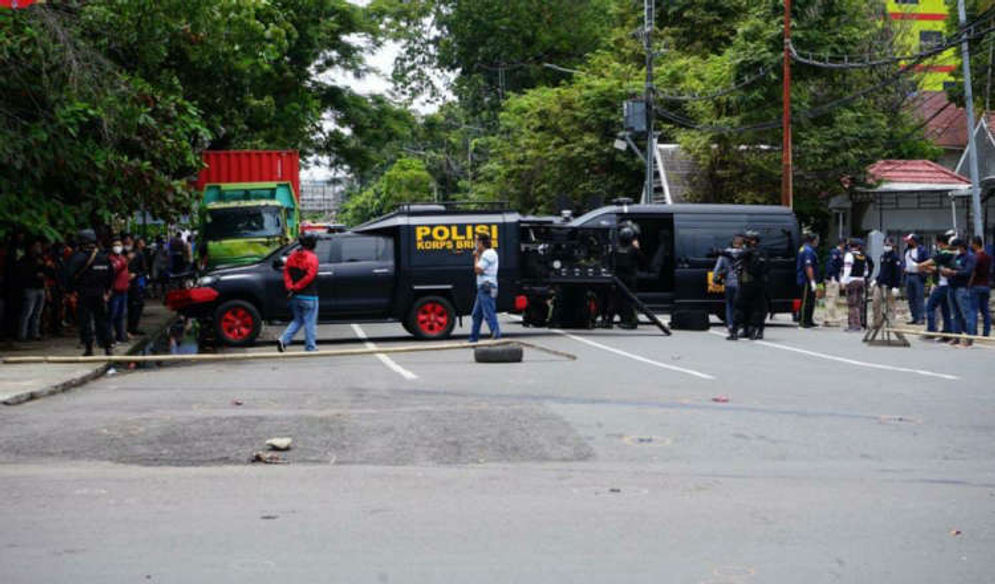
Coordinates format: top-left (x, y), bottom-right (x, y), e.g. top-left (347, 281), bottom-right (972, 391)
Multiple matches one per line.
top-left (201, 182), bottom-right (299, 269)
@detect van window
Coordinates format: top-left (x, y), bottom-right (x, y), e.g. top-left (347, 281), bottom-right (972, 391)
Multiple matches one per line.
top-left (581, 213), bottom-right (617, 228)
top-left (751, 225), bottom-right (795, 259)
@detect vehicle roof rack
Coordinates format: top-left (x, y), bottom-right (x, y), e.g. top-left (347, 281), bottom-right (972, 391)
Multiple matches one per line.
top-left (393, 201), bottom-right (511, 214)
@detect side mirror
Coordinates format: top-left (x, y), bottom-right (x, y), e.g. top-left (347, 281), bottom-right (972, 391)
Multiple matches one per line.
top-left (272, 256), bottom-right (286, 270)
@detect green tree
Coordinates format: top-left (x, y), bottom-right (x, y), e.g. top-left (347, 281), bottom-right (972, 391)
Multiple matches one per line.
top-left (339, 157), bottom-right (435, 225)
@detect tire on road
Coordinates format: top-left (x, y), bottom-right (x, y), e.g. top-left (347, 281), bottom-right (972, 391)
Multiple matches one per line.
top-left (406, 295), bottom-right (456, 340)
top-left (214, 299), bottom-right (263, 346)
top-left (473, 344), bottom-right (524, 364)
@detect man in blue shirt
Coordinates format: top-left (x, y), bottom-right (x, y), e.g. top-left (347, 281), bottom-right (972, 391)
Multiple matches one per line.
top-left (941, 237), bottom-right (977, 347)
top-left (796, 233), bottom-right (819, 328)
top-left (902, 233), bottom-right (929, 325)
top-left (871, 236), bottom-right (902, 329)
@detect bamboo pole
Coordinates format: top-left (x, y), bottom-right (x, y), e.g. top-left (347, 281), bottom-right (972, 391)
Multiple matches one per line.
top-left (886, 328), bottom-right (995, 344)
top-left (0, 339), bottom-right (577, 365)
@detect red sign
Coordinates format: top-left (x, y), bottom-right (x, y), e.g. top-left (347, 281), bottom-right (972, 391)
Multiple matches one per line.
top-left (1, 0), bottom-right (43, 8)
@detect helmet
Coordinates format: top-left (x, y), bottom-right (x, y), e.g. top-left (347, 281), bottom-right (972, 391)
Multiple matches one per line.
top-left (618, 226), bottom-right (635, 245)
top-left (851, 238), bottom-right (864, 248)
top-left (298, 232), bottom-right (317, 250)
top-left (744, 230), bottom-right (760, 241)
top-left (77, 229), bottom-right (97, 244)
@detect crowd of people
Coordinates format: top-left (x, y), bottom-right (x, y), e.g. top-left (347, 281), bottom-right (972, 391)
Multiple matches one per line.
top-left (0, 228), bottom-right (200, 356)
top-left (804, 230), bottom-right (992, 347)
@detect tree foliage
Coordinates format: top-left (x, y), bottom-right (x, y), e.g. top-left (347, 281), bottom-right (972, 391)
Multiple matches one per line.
top-left (0, 0), bottom-right (374, 238)
top-left (339, 157), bottom-right (435, 225)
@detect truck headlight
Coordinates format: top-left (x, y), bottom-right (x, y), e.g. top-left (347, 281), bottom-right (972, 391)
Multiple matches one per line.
top-left (196, 275), bottom-right (219, 287)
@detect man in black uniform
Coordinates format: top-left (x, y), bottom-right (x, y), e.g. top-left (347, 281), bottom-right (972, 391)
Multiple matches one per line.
top-left (613, 224), bottom-right (641, 329)
top-left (731, 230), bottom-right (769, 340)
top-left (65, 229), bottom-right (114, 356)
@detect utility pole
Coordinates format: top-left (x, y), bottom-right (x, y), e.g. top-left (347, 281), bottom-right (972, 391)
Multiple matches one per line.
top-left (958, 0), bottom-right (985, 240)
top-left (781, 0), bottom-right (793, 209)
top-left (643, 0), bottom-right (655, 205)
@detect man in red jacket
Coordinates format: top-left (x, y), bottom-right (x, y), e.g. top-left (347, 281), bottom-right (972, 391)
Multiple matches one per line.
top-left (277, 233), bottom-right (319, 352)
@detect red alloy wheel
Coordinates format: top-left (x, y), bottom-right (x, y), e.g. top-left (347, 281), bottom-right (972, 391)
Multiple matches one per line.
top-left (220, 307), bottom-right (254, 341)
top-left (416, 302), bottom-right (450, 336)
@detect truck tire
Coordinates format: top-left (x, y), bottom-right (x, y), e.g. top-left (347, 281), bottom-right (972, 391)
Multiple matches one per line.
top-left (474, 344), bottom-right (523, 363)
top-left (670, 309), bottom-right (710, 331)
top-left (407, 296), bottom-right (456, 340)
top-left (214, 300), bottom-right (263, 346)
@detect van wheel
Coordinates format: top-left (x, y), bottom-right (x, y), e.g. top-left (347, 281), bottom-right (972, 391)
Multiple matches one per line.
top-left (407, 296), bottom-right (456, 340)
top-left (214, 300), bottom-right (262, 346)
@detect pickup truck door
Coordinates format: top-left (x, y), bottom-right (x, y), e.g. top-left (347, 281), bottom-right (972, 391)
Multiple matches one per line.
top-left (328, 236), bottom-right (395, 315)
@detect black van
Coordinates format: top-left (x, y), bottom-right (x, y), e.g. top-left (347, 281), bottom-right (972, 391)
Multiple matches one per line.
top-left (571, 203), bottom-right (800, 321)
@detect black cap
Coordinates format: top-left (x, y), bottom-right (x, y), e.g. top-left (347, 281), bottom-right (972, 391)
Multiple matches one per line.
top-left (77, 229), bottom-right (97, 243)
top-left (949, 237), bottom-right (966, 248)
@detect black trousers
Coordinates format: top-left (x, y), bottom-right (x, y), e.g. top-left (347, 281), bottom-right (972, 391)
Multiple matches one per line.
top-left (127, 286), bottom-right (144, 332)
top-left (734, 284), bottom-right (767, 331)
top-left (799, 283), bottom-right (816, 326)
top-left (612, 275), bottom-right (637, 326)
top-left (78, 293), bottom-right (111, 349)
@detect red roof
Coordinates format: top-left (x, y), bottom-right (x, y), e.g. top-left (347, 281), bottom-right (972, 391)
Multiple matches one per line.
top-left (866, 159), bottom-right (970, 185)
top-left (912, 91), bottom-right (995, 149)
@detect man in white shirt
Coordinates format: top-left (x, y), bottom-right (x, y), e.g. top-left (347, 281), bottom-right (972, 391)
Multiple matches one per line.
top-left (469, 232), bottom-right (500, 342)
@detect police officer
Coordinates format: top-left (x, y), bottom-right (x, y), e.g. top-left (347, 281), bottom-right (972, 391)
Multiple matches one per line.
top-left (731, 230), bottom-right (768, 340)
top-left (871, 236), bottom-right (902, 329)
top-left (822, 239), bottom-right (846, 326)
top-left (796, 233), bottom-right (819, 328)
top-left (841, 238), bottom-right (869, 332)
top-left (613, 224), bottom-right (641, 329)
top-left (65, 229), bottom-right (114, 356)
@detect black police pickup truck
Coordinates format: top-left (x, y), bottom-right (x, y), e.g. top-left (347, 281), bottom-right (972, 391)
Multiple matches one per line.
top-left (167, 202), bottom-right (799, 346)
top-left (167, 204), bottom-right (532, 346)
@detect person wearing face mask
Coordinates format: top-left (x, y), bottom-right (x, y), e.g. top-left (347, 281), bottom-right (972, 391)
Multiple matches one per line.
top-left (871, 237), bottom-right (902, 330)
top-left (108, 237), bottom-right (130, 344)
top-left (841, 238), bottom-right (869, 332)
top-left (123, 234), bottom-right (147, 335)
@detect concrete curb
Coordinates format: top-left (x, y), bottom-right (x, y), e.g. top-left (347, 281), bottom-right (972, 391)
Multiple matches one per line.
top-left (1, 315), bottom-right (176, 406)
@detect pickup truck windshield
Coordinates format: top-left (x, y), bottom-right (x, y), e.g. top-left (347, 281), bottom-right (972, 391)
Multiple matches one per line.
top-left (206, 206), bottom-right (283, 240)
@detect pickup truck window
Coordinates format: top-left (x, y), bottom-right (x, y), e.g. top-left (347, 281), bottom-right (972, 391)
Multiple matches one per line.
top-left (329, 237), bottom-right (393, 263)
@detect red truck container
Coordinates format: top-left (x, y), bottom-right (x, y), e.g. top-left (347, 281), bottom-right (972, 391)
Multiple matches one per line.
top-left (195, 150), bottom-right (300, 201)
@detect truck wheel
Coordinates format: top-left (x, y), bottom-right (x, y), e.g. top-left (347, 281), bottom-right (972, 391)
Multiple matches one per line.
top-left (474, 344), bottom-right (524, 363)
top-left (407, 296), bottom-right (455, 340)
top-left (214, 300), bottom-right (262, 346)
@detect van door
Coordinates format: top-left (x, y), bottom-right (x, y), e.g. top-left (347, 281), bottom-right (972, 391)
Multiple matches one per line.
top-left (747, 217), bottom-right (798, 314)
top-left (673, 215), bottom-right (747, 313)
top-left (329, 236), bottom-right (395, 316)
top-left (617, 214), bottom-right (675, 307)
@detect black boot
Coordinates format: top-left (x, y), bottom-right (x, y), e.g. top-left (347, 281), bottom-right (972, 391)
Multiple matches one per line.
top-left (104, 345), bottom-right (113, 356)
top-left (726, 328), bottom-right (738, 341)
top-left (749, 328), bottom-right (761, 341)
top-left (83, 344), bottom-right (94, 357)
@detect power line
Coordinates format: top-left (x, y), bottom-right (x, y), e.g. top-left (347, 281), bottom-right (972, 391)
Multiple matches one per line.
top-left (790, 7), bottom-right (995, 69)
top-left (653, 58), bottom-right (780, 102)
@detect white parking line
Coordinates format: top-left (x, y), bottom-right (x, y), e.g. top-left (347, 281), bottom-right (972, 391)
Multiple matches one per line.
top-left (707, 331), bottom-right (960, 381)
top-left (551, 328), bottom-right (716, 380)
top-left (350, 324), bottom-right (419, 381)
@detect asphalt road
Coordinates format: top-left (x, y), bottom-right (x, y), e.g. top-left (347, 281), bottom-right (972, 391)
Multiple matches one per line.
top-left (1, 316), bottom-right (993, 583)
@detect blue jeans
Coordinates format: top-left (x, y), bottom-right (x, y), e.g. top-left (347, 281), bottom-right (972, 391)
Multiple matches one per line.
top-left (971, 286), bottom-right (991, 336)
top-left (469, 285), bottom-right (500, 342)
top-left (950, 287), bottom-right (974, 336)
top-left (926, 285), bottom-right (951, 333)
top-left (724, 285), bottom-right (738, 330)
top-left (280, 296), bottom-right (318, 351)
top-left (905, 275), bottom-right (925, 323)
top-left (109, 291), bottom-right (128, 342)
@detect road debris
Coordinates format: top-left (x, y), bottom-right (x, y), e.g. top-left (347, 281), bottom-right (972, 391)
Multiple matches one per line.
top-left (251, 451), bottom-right (287, 464)
top-left (266, 437), bottom-right (293, 451)
top-left (711, 395), bottom-right (730, 403)
top-left (950, 529), bottom-right (963, 536)
top-left (231, 399), bottom-right (244, 406)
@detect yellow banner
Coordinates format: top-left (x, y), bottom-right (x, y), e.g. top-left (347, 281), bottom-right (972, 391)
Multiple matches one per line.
top-left (414, 224), bottom-right (499, 252)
